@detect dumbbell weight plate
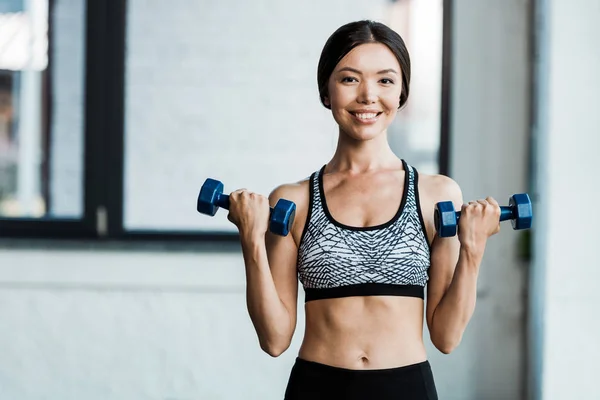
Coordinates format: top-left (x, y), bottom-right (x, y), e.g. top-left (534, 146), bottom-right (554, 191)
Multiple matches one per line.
top-left (434, 201), bottom-right (457, 238)
top-left (509, 193), bottom-right (533, 230)
top-left (197, 178), bottom-right (226, 216)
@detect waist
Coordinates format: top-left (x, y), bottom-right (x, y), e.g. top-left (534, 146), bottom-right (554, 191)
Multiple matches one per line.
top-left (292, 356), bottom-right (431, 375)
top-left (299, 295), bottom-right (426, 369)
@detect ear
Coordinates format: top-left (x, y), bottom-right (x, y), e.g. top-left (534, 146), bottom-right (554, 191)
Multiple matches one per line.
top-left (323, 96), bottom-right (330, 107)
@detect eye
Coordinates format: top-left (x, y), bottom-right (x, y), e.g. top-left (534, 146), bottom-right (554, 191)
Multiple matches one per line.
top-left (380, 78), bottom-right (395, 85)
top-left (341, 76), bottom-right (358, 83)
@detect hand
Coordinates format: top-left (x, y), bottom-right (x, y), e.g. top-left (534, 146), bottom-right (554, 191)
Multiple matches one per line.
top-left (227, 189), bottom-right (271, 239)
top-left (457, 197), bottom-right (501, 255)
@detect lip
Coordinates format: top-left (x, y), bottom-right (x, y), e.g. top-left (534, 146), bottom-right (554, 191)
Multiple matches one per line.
top-left (351, 109), bottom-right (383, 113)
top-left (349, 110), bottom-right (383, 125)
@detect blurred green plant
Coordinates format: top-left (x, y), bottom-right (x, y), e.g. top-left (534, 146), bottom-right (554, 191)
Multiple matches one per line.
top-left (518, 230), bottom-right (531, 262)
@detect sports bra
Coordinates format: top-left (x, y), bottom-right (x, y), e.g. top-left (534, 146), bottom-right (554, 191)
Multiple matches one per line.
top-left (296, 160), bottom-right (431, 302)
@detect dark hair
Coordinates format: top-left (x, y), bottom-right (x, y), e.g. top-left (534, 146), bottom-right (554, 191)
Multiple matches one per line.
top-left (317, 20), bottom-right (411, 109)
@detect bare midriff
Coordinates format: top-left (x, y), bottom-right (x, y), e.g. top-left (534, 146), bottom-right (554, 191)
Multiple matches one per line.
top-left (298, 295), bottom-right (427, 370)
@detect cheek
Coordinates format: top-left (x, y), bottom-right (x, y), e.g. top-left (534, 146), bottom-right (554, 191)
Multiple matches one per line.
top-left (330, 104), bottom-right (348, 126)
top-left (382, 93), bottom-right (401, 114)
top-left (328, 86), bottom-right (353, 109)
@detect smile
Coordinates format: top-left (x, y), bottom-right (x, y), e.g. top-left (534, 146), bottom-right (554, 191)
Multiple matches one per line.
top-left (350, 111), bottom-right (383, 124)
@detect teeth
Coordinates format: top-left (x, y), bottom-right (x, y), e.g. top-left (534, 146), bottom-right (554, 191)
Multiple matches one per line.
top-left (355, 113), bottom-right (378, 120)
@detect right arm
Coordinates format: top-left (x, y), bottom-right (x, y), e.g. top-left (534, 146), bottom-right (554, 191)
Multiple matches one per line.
top-left (229, 183), bottom-right (306, 357)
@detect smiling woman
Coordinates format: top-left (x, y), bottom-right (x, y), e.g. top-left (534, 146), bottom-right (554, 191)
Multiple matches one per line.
top-left (220, 19), bottom-right (502, 400)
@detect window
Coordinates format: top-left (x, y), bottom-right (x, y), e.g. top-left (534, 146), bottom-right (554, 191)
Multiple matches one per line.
top-left (0, 0), bottom-right (94, 238)
top-left (0, 0), bottom-right (452, 241)
top-left (1, 0), bottom-right (86, 220)
top-left (122, 0), bottom-right (451, 235)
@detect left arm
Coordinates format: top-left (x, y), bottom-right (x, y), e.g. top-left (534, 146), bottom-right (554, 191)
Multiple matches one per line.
top-left (424, 176), bottom-right (500, 354)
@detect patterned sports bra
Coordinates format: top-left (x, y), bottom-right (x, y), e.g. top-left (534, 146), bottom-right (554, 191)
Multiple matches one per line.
top-left (296, 160), bottom-right (431, 302)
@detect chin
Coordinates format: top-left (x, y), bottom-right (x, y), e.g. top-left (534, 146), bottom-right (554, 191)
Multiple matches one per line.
top-left (341, 124), bottom-right (387, 141)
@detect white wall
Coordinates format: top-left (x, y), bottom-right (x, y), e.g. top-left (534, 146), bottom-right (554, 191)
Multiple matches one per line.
top-left (530, 0), bottom-right (600, 399)
top-left (0, 248), bottom-right (305, 400)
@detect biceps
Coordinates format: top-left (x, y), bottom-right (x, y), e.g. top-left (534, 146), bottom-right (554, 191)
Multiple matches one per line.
top-left (425, 236), bottom-right (460, 325)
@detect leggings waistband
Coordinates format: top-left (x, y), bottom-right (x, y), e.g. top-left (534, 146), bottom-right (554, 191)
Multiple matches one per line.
top-left (293, 357), bottom-right (431, 375)
top-left (285, 357), bottom-right (438, 400)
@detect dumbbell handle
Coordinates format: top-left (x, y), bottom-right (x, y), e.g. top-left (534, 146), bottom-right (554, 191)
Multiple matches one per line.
top-left (453, 206), bottom-right (515, 223)
top-left (499, 206), bottom-right (515, 222)
top-left (212, 192), bottom-right (276, 214)
top-left (213, 192), bottom-right (230, 210)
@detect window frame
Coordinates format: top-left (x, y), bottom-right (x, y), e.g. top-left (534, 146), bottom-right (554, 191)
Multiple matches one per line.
top-left (0, 0), bottom-right (453, 243)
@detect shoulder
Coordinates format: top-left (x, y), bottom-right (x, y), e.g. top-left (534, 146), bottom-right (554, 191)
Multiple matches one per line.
top-left (268, 173), bottom-right (314, 245)
top-left (417, 171), bottom-right (463, 206)
top-left (268, 175), bottom-right (312, 206)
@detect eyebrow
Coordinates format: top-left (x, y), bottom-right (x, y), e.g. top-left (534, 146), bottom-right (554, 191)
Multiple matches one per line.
top-left (337, 67), bottom-right (399, 75)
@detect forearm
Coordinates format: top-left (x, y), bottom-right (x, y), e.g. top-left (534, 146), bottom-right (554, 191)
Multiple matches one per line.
top-left (430, 247), bottom-right (482, 352)
top-left (241, 234), bottom-right (293, 354)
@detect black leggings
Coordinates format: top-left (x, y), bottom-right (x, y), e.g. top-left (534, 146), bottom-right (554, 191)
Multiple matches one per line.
top-left (284, 357), bottom-right (438, 400)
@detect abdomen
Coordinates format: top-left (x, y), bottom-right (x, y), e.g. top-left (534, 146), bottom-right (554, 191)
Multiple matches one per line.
top-left (298, 295), bottom-right (428, 370)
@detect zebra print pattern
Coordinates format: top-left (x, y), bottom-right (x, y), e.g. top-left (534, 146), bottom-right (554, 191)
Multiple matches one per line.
top-left (297, 160), bottom-right (431, 296)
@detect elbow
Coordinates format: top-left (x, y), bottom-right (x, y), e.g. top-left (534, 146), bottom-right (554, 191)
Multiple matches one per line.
top-left (260, 337), bottom-right (292, 358)
top-left (431, 333), bottom-right (461, 355)
top-left (434, 341), bottom-right (458, 355)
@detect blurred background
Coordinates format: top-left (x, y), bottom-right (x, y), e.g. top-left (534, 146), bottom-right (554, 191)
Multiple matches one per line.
top-left (0, 0), bottom-right (597, 399)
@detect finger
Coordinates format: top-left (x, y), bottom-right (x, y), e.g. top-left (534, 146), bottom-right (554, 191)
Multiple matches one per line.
top-left (486, 196), bottom-right (499, 206)
top-left (481, 197), bottom-right (500, 217)
top-left (467, 200), bottom-right (484, 210)
top-left (229, 189), bottom-right (248, 199)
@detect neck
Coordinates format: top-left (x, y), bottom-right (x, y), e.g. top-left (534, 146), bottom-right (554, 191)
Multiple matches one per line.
top-left (327, 128), bottom-right (401, 174)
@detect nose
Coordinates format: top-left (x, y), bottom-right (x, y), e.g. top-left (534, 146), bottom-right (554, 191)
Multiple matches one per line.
top-left (357, 81), bottom-right (377, 104)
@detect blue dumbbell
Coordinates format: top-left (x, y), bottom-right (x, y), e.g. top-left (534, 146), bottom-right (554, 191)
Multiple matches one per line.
top-left (197, 178), bottom-right (296, 236)
top-left (434, 193), bottom-right (533, 238)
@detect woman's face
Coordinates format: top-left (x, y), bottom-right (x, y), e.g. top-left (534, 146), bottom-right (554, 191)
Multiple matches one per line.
top-left (325, 43), bottom-right (403, 141)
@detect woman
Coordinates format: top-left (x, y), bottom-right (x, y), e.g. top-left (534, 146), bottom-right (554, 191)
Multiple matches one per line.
top-left (227, 20), bottom-right (501, 400)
